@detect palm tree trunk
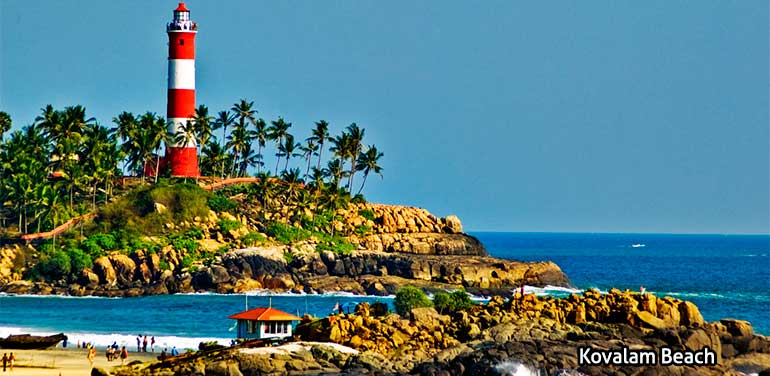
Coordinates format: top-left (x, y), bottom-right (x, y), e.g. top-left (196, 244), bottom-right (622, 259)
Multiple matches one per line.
top-left (305, 157), bottom-right (311, 177)
top-left (257, 144), bottom-right (263, 173)
top-left (284, 156), bottom-right (289, 174)
top-left (155, 154), bottom-right (161, 183)
top-left (316, 141), bottom-right (324, 170)
top-left (357, 173), bottom-right (369, 195)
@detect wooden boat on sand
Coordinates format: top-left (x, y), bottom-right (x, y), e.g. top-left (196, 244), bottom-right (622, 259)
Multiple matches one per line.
top-left (0, 333), bottom-right (67, 349)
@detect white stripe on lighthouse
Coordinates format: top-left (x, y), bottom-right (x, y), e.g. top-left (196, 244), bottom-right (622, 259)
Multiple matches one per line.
top-left (167, 117), bottom-right (198, 147)
top-left (167, 59), bottom-right (196, 90)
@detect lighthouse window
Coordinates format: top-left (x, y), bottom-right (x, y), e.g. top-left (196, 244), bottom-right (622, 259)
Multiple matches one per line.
top-left (179, 39), bottom-right (184, 46)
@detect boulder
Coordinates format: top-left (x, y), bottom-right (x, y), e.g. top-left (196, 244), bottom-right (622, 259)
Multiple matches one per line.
top-left (636, 311), bottom-right (671, 330)
top-left (108, 254), bottom-right (136, 286)
top-left (443, 215), bottom-right (463, 234)
top-left (92, 257), bottom-right (117, 286)
top-left (678, 301), bottom-right (705, 327)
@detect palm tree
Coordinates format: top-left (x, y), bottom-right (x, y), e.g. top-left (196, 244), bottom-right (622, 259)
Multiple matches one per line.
top-left (323, 158), bottom-right (347, 190)
top-left (276, 134), bottom-right (301, 174)
top-left (200, 140), bottom-right (228, 177)
top-left (226, 119), bottom-right (255, 177)
top-left (308, 120), bottom-right (330, 170)
top-left (355, 145), bottom-right (384, 195)
top-left (253, 172), bottom-right (275, 219)
top-left (0, 111), bottom-right (11, 141)
top-left (253, 118), bottom-right (268, 173)
top-left (299, 139), bottom-right (319, 177)
top-left (268, 117), bottom-right (291, 175)
top-left (281, 167), bottom-right (304, 202)
top-left (213, 110), bottom-right (235, 154)
top-left (193, 105), bottom-right (214, 164)
top-left (329, 133), bottom-right (352, 189)
top-left (345, 123), bottom-right (365, 193)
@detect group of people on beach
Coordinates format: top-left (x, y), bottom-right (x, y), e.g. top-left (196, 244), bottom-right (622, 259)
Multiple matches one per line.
top-left (136, 335), bottom-right (155, 353)
top-left (1, 353), bottom-right (15, 372)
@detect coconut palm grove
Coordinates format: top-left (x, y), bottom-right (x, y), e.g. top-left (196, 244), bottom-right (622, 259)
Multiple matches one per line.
top-left (0, 101), bottom-right (383, 238)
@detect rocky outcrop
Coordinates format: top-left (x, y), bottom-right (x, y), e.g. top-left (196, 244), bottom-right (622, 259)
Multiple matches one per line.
top-left (104, 292), bottom-right (770, 376)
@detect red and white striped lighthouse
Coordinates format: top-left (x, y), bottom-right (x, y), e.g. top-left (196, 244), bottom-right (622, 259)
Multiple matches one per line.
top-left (165, 2), bottom-right (199, 177)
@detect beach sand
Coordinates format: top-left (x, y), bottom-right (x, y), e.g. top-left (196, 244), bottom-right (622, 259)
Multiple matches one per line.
top-left (1, 347), bottom-right (159, 376)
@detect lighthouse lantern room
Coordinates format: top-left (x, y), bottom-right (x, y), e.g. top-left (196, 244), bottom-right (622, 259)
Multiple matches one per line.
top-left (165, 2), bottom-right (200, 177)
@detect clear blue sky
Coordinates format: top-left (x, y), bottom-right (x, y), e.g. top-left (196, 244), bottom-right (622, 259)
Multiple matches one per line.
top-left (1, 1), bottom-right (768, 234)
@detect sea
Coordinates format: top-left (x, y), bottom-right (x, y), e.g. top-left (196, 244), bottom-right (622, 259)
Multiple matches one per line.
top-left (0, 232), bottom-right (767, 351)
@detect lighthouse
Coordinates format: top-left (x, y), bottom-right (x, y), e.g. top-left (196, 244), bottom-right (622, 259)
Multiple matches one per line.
top-left (165, 2), bottom-right (199, 177)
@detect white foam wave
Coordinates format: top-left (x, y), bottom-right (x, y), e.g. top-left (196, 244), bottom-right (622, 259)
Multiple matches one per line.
top-left (521, 285), bottom-right (584, 296)
top-left (0, 293), bottom-right (119, 299)
top-left (493, 360), bottom-right (539, 376)
top-left (0, 326), bottom-right (230, 350)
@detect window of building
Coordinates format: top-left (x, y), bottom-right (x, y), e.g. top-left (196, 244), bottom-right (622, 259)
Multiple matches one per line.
top-left (247, 321), bottom-right (257, 334)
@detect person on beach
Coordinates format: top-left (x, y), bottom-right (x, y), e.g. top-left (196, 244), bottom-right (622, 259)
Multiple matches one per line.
top-left (7, 353), bottom-right (13, 372)
top-left (136, 335), bottom-right (141, 352)
top-left (2, 352), bottom-right (7, 372)
top-left (87, 348), bottom-right (96, 367)
top-left (171, 346), bottom-right (178, 356)
top-left (120, 346), bottom-right (128, 365)
top-left (142, 336), bottom-right (148, 352)
top-left (160, 348), bottom-right (167, 360)
top-left (151, 336), bottom-right (156, 352)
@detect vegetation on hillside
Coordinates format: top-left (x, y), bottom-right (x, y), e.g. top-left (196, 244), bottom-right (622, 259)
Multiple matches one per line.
top-left (0, 101), bottom-right (384, 236)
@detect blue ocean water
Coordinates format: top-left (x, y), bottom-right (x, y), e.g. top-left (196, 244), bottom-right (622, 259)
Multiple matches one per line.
top-left (474, 232), bottom-right (770, 335)
top-left (0, 232), bottom-right (767, 349)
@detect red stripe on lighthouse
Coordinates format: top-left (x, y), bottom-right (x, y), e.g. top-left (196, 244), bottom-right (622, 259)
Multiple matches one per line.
top-left (168, 32), bottom-right (196, 59)
top-left (167, 89), bottom-right (195, 118)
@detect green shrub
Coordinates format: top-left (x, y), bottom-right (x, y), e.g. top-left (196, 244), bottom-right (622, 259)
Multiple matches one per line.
top-left (185, 226), bottom-right (204, 240)
top-left (169, 235), bottom-right (200, 254)
top-left (433, 292), bottom-right (452, 314)
top-left (354, 224), bottom-right (372, 236)
top-left (242, 232), bottom-right (266, 247)
top-left (394, 286), bottom-right (432, 316)
top-left (432, 289), bottom-right (473, 314)
top-left (316, 237), bottom-right (355, 255)
top-left (89, 233), bottom-right (118, 251)
top-left (283, 250), bottom-right (295, 264)
top-left (179, 255), bottom-right (194, 269)
top-left (158, 259), bottom-right (170, 271)
top-left (208, 194), bottom-right (236, 213)
top-left (217, 219), bottom-right (243, 233)
top-left (80, 238), bottom-right (104, 259)
top-left (69, 248), bottom-right (93, 274)
top-left (267, 222), bottom-right (311, 244)
top-left (358, 209), bottom-right (375, 221)
top-left (448, 289), bottom-right (474, 311)
top-left (351, 194), bottom-right (367, 204)
top-left (36, 249), bottom-right (71, 281)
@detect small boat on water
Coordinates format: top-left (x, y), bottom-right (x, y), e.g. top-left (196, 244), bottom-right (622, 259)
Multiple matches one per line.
top-left (0, 333), bottom-right (67, 349)
top-left (631, 243), bottom-right (646, 248)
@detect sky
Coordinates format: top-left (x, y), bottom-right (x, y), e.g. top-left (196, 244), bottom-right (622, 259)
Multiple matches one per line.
top-left (1, 1), bottom-right (768, 234)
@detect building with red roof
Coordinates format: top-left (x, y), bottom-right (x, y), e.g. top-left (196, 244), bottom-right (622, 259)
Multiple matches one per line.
top-left (228, 307), bottom-right (302, 340)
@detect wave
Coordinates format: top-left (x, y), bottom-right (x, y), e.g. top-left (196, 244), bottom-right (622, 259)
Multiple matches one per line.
top-left (0, 293), bottom-right (120, 299)
top-left (523, 285), bottom-right (584, 296)
top-left (493, 360), bottom-right (540, 376)
top-left (0, 325), bottom-right (231, 349)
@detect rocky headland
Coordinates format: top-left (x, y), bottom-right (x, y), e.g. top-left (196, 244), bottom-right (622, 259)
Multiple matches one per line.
top-left (0, 204), bottom-right (570, 297)
top-left (99, 289), bottom-right (770, 375)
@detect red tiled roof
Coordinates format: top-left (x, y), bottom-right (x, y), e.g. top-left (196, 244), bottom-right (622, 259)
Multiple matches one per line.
top-left (175, 3), bottom-right (189, 12)
top-left (228, 307), bottom-right (301, 321)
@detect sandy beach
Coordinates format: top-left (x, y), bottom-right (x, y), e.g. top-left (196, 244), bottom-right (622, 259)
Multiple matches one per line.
top-left (1, 347), bottom-right (159, 376)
